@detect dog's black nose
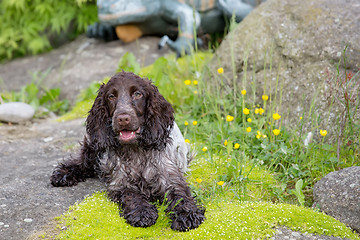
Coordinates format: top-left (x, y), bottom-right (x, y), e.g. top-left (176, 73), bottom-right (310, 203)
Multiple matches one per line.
top-left (117, 114), bottom-right (131, 126)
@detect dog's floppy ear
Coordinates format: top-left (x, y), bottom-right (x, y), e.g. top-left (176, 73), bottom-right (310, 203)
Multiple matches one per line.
top-left (86, 84), bottom-right (115, 149)
top-left (141, 81), bottom-right (174, 150)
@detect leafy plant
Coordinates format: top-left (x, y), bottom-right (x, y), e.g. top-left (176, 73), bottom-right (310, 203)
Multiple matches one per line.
top-left (0, 0), bottom-right (97, 61)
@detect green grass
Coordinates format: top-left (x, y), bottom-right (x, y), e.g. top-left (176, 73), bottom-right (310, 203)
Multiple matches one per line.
top-left (56, 192), bottom-right (359, 240)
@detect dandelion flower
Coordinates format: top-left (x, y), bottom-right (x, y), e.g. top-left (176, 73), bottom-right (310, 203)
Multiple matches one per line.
top-left (273, 113), bottom-right (281, 120)
top-left (217, 67), bottom-right (224, 74)
top-left (241, 89), bottom-right (247, 95)
top-left (184, 121), bottom-right (189, 126)
top-left (247, 118), bottom-right (252, 123)
top-left (262, 95), bottom-right (269, 101)
top-left (273, 129), bottom-right (280, 136)
top-left (196, 178), bottom-right (203, 183)
top-left (192, 121), bottom-right (198, 126)
top-left (193, 80), bottom-right (198, 85)
top-left (185, 139), bottom-right (190, 143)
top-left (259, 108), bottom-right (264, 115)
top-left (202, 146), bottom-right (208, 152)
top-left (234, 143), bottom-right (240, 149)
top-left (224, 140), bottom-right (228, 146)
top-left (243, 108), bottom-right (250, 115)
top-left (217, 181), bottom-right (225, 186)
top-left (320, 130), bottom-right (328, 137)
top-left (226, 115), bottom-right (234, 122)
top-left (184, 80), bottom-right (191, 85)
top-left (254, 108), bottom-right (259, 114)
top-left (246, 127), bottom-right (252, 132)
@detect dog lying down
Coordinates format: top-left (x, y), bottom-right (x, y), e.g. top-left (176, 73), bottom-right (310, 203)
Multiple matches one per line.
top-left (50, 71), bottom-right (205, 231)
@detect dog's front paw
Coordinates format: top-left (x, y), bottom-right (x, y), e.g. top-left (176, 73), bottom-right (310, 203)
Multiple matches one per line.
top-left (170, 205), bottom-right (205, 231)
top-left (50, 168), bottom-right (82, 187)
top-left (123, 204), bottom-right (158, 228)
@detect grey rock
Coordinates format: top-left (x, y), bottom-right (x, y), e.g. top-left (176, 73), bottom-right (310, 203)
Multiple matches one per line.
top-left (313, 167), bottom-right (360, 232)
top-left (211, 0), bottom-right (360, 141)
top-left (0, 102), bottom-right (35, 123)
top-left (271, 226), bottom-right (349, 240)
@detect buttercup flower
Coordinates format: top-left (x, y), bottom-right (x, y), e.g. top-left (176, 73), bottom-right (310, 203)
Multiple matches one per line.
top-left (320, 129), bottom-right (328, 137)
top-left (193, 80), bottom-right (198, 85)
top-left (226, 115), bottom-right (234, 122)
top-left (241, 90), bottom-right (247, 95)
top-left (300, 116), bottom-right (303, 120)
top-left (247, 118), bottom-right (252, 123)
top-left (217, 181), bottom-right (225, 186)
top-left (273, 113), bottom-right (281, 120)
top-left (259, 108), bottom-right (264, 115)
top-left (202, 146), bottom-right (208, 152)
top-left (256, 131), bottom-right (261, 139)
top-left (262, 135), bottom-right (267, 138)
top-left (262, 95), bottom-right (269, 101)
top-left (254, 108), bottom-right (259, 114)
top-left (224, 140), bottom-right (228, 146)
top-left (193, 121), bottom-right (198, 126)
top-left (217, 67), bottom-right (224, 74)
top-left (273, 129), bottom-right (280, 136)
top-left (194, 90), bottom-right (198, 94)
top-left (185, 139), bottom-right (190, 143)
top-left (196, 178), bottom-right (203, 183)
top-left (246, 127), bottom-right (252, 132)
top-left (184, 121), bottom-right (189, 126)
top-left (243, 108), bottom-right (250, 115)
top-left (184, 80), bottom-right (191, 85)
top-left (234, 143), bottom-right (240, 149)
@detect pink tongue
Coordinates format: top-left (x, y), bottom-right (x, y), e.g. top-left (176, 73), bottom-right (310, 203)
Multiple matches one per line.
top-left (120, 130), bottom-right (135, 140)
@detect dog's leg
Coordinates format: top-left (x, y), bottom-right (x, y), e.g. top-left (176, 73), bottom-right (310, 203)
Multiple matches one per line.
top-left (50, 137), bottom-right (98, 187)
top-left (108, 188), bottom-right (159, 228)
top-left (165, 182), bottom-right (205, 231)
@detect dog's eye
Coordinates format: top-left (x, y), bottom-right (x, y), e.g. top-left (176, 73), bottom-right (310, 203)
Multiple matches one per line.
top-left (107, 94), bottom-right (116, 101)
top-left (132, 91), bottom-right (143, 99)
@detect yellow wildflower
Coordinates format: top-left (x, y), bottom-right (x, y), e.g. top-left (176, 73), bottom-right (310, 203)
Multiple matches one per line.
top-left (247, 118), bottom-right (252, 123)
top-left (226, 115), bottom-right (234, 122)
top-left (185, 139), bottom-right (190, 143)
top-left (246, 127), bottom-right (252, 132)
top-left (196, 178), bottom-right (203, 183)
top-left (202, 146), bottom-right (208, 152)
top-left (184, 80), bottom-right (191, 85)
top-left (273, 113), bottom-right (281, 120)
top-left (243, 108), bottom-right (250, 115)
top-left (193, 80), bottom-right (198, 85)
top-left (217, 181), bottom-right (225, 186)
top-left (184, 121), bottom-right (189, 126)
top-left (263, 135), bottom-right (267, 138)
top-left (217, 67), bottom-right (224, 74)
top-left (258, 108), bottom-right (264, 115)
top-left (192, 121), bottom-right (198, 126)
top-left (234, 143), bottom-right (240, 149)
top-left (273, 129), bottom-right (280, 136)
top-left (262, 95), bottom-right (269, 101)
top-left (320, 130), bottom-right (328, 137)
top-left (224, 140), bottom-right (228, 146)
top-left (194, 90), bottom-right (198, 94)
top-left (255, 108), bottom-right (259, 114)
top-left (241, 89), bottom-right (247, 95)
top-left (300, 116), bottom-right (303, 120)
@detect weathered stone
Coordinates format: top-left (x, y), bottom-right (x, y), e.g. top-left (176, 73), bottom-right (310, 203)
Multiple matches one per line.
top-left (313, 166), bottom-right (360, 232)
top-left (0, 102), bottom-right (35, 123)
top-left (211, 0), bottom-right (360, 140)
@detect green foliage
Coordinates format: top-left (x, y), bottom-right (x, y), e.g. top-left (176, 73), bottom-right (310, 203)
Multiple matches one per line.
top-left (1, 71), bottom-right (70, 116)
top-left (56, 192), bottom-right (359, 239)
top-left (0, 0), bottom-right (97, 61)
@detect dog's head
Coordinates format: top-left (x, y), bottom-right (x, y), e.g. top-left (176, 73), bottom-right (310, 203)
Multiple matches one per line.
top-left (86, 71), bottom-right (174, 150)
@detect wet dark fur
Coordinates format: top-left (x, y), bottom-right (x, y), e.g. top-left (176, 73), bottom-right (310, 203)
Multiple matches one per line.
top-left (50, 71), bottom-right (205, 231)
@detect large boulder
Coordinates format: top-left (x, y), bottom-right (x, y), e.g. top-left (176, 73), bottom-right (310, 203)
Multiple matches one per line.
top-left (211, 0), bottom-right (360, 140)
top-left (313, 166), bottom-right (360, 232)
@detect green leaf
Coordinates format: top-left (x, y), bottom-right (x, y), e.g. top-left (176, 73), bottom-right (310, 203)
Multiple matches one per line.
top-left (117, 52), bottom-right (141, 74)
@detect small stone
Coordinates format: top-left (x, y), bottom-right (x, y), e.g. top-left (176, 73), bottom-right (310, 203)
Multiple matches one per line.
top-left (24, 218), bottom-right (33, 223)
top-left (43, 137), bottom-right (53, 142)
top-left (291, 232), bottom-right (301, 237)
top-left (0, 102), bottom-right (35, 123)
top-left (4, 224), bottom-right (9, 228)
top-left (0, 204), bottom-right (6, 207)
top-left (0, 222), bottom-right (4, 226)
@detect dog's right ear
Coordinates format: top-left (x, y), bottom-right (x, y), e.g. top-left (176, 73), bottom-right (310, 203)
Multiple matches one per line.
top-left (85, 84), bottom-right (114, 149)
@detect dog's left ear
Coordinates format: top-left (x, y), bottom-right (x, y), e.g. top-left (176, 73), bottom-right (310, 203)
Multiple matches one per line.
top-left (141, 82), bottom-right (175, 150)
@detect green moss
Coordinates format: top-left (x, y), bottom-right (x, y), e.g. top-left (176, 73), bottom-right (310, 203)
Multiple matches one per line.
top-left (57, 192), bottom-right (359, 240)
top-left (56, 99), bottom-right (93, 122)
